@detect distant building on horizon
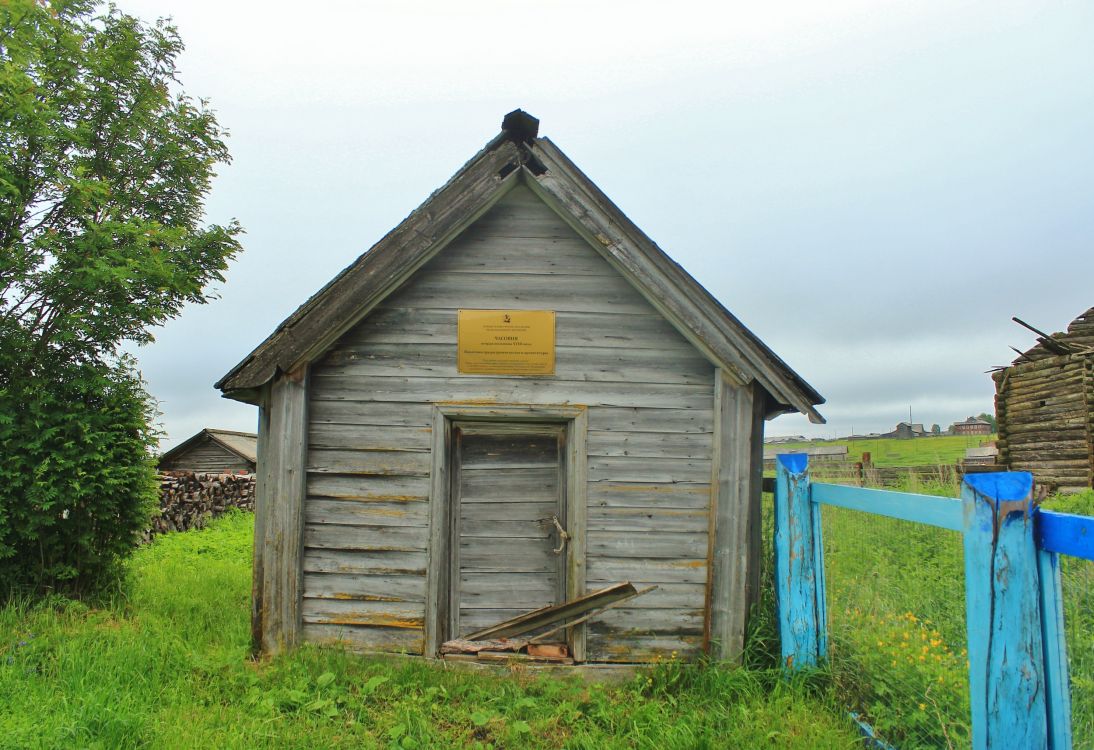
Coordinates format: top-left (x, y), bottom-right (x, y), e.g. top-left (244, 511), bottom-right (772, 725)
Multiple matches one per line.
top-left (764, 435), bottom-right (808, 444)
top-left (882, 421), bottom-right (930, 439)
top-left (159, 428), bottom-right (258, 474)
top-left (950, 416), bottom-right (993, 436)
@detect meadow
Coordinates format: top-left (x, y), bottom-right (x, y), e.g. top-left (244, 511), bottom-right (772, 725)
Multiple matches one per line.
top-left (1, 464), bottom-right (1089, 748)
top-left (817, 484), bottom-right (1094, 750)
top-left (0, 512), bottom-right (860, 749)
top-left (771, 434), bottom-right (994, 467)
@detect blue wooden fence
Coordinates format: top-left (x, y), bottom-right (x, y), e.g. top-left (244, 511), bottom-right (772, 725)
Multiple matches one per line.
top-left (774, 454), bottom-right (1094, 750)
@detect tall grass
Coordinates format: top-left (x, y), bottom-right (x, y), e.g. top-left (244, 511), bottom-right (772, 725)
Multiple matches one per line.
top-left (0, 511), bottom-right (862, 749)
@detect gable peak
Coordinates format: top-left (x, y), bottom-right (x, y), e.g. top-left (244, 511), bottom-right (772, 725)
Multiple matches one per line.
top-left (501, 109), bottom-right (539, 144)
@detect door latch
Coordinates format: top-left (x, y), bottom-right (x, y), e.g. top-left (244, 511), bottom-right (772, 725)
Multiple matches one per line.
top-left (538, 515), bottom-right (570, 554)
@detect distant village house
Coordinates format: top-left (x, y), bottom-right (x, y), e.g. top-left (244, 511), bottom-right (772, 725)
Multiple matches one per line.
top-left (882, 422), bottom-right (929, 439)
top-left (950, 416), bottom-right (992, 436)
top-left (159, 429), bottom-right (258, 475)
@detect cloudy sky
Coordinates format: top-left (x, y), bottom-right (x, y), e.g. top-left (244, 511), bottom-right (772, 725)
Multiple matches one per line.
top-left (117, 0), bottom-right (1094, 448)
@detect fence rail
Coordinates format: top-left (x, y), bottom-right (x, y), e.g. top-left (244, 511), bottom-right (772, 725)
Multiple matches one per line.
top-left (774, 454), bottom-right (1092, 750)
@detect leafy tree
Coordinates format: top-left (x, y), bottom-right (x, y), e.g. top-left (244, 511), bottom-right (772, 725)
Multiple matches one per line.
top-left (977, 412), bottom-right (997, 432)
top-left (0, 0), bottom-right (242, 594)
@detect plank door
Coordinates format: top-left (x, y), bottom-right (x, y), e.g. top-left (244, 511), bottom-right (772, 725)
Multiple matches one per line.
top-left (451, 424), bottom-right (567, 638)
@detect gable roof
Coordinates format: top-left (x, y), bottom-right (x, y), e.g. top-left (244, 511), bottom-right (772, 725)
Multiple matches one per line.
top-left (160, 428), bottom-right (258, 466)
top-left (216, 110), bottom-right (825, 422)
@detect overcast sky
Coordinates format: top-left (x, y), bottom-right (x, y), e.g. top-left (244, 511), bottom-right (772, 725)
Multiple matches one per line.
top-left (117, 0), bottom-right (1094, 448)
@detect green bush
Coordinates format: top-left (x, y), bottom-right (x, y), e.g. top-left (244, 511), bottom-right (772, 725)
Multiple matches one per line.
top-left (0, 353), bottom-right (158, 596)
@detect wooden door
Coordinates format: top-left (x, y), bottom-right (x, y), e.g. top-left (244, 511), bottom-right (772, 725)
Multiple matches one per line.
top-left (450, 423), bottom-right (567, 638)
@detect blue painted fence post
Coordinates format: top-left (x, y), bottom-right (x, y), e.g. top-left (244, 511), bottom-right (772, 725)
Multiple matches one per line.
top-left (1036, 530), bottom-right (1073, 750)
top-left (774, 454), bottom-right (827, 669)
top-left (962, 472), bottom-right (1050, 749)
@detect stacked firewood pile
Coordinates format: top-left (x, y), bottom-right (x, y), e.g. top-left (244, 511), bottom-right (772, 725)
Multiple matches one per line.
top-left (143, 472), bottom-right (256, 542)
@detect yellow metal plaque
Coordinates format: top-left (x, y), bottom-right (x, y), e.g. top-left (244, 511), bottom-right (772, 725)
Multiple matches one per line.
top-left (457, 310), bottom-right (556, 375)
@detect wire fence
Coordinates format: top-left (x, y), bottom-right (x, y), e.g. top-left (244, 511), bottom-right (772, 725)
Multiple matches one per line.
top-left (822, 504), bottom-right (971, 749)
top-left (1062, 554), bottom-right (1093, 748)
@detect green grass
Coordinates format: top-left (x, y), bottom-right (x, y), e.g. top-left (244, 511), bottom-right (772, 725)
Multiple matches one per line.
top-left (773, 435), bottom-right (996, 467)
top-left (815, 486), bottom-right (1094, 749)
top-left (0, 511), bottom-right (862, 749)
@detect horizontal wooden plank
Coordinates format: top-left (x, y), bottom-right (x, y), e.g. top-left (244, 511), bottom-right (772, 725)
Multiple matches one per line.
top-left (304, 523), bottom-right (427, 552)
top-left (307, 473), bottom-right (430, 501)
top-left (811, 483), bottom-right (964, 531)
top-left (459, 537), bottom-right (557, 572)
top-left (590, 606), bottom-right (705, 634)
top-left (303, 549), bottom-right (427, 576)
top-left (308, 399), bottom-right (433, 427)
top-left (460, 519), bottom-right (555, 539)
top-left (591, 406), bottom-right (712, 433)
top-left (416, 235), bottom-right (619, 276)
top-left (587, 557), bottom-right (708, 584)
top-left (355, 308), bottom-right (702, 354)
top-left (318, 343), bottom-right (712, 386)
top-left (303, 572), bottom-right (426, 603)
top-left (310, 374), bottom-right (713, 410)
top-left (308, 423), bottom-right (431, 452)
top-left (587, 506), bottom-right (709, 534)
top-left (302, 599), bottom-right (424, 629)
top-left (303, 623), bottom-right (424, 654)
top-left (459, 432), bottom-right (559, 468)
top-left (586, 633), bottom-right (704, 663)
top-left (588, 481), bottom-right (712, 510)
top-left (385, 271), bottom-right (655, 315)
top-left (587, 531), bottom-right (709, 559)
top-left (305, 498), bottom-right (429, 527)
top-left (459, 573), bottom-right (558, 608)
top-left (460, 501), bottom-right (557, 523)
top-left (307, 449), bottom-right (431, 476)
top-left (1037, 510), bottom-right (1094, 560)
top-left (460, 466), bottom-right (558, 500)
top-left (587, 430), bottom-right (712, 459)
top-left (588, 455), bottom-right (711, 484)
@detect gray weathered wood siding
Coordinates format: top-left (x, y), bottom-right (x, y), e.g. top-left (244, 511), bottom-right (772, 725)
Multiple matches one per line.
top-left (302, 185), bottom-right (718, 661)
top-left (160, 440), bottom-right (253, 474)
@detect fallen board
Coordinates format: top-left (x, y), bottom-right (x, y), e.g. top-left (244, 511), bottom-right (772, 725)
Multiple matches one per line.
top-left (464, 582), bottom-right (637, 641)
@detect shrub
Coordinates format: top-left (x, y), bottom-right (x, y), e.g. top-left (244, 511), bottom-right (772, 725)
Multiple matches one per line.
top-left (0, 352), bottom-right (158, 596)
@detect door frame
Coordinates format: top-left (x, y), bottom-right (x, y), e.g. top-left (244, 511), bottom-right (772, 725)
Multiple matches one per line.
top-left (425, 403), bottom-right (588, 660)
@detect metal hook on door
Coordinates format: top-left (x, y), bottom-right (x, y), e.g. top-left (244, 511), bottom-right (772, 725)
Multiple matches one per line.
top-left (538, 515), bottom-right (570, 554)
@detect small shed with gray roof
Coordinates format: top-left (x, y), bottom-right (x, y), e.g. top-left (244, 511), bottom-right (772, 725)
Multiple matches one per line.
top-left (159, 428), bottom-right (258, 474)
top-left (216, 111), bottom-right (825, 665)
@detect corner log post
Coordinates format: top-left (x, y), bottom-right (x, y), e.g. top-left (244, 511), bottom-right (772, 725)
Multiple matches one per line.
top-left (253, 365), bottom-right (309, 655)
top-left (707, 375), bottom-right (765, 663)
top-left (961, 472), bottom-right (1051, 749)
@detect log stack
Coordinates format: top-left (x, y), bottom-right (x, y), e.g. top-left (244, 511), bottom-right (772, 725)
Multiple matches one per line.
top-left (993, 307), bottom-right (1094, 494)
top-left (144, 472), bottom-right (256, 542)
